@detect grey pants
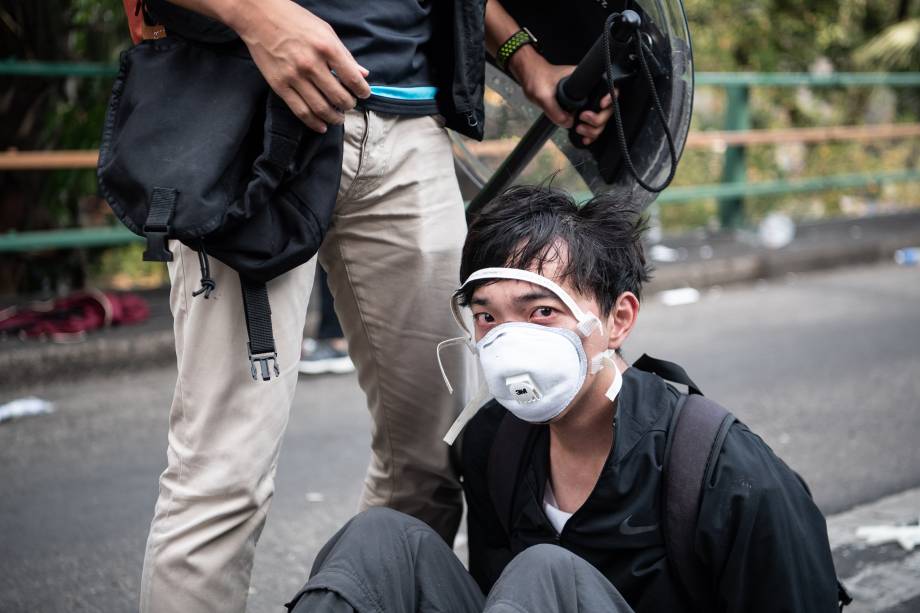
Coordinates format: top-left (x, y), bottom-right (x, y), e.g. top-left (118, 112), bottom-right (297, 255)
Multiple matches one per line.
top-left (287, 508), bottom-right (635, 613)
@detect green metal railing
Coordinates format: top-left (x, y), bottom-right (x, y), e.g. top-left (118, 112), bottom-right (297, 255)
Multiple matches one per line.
top-left (657, 169), bottom-right (920, 204)
top-left (0, 60), bottom-right (117, 78)
top-left (694, 72), bottom-right (920, 227)
top-left (0, 227), bottom-right (139, 253)
top-left (2, 60), bottom-right (919, 252)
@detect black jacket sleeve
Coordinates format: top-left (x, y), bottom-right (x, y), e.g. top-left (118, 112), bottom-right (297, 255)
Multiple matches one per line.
top-left (695, 423), bottom-right (839, 613)
top-left (460, 403), bottom-right (516, 593)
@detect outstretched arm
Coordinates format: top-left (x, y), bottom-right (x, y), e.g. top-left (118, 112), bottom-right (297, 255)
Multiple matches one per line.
top-left (164, 0), bottom-right (371, 133)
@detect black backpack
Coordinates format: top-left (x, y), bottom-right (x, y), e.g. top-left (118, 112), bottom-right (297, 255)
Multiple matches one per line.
top-left (485, 354), bottom-right (851, 612)
top-left (98, 6), bottom-right (343, 381)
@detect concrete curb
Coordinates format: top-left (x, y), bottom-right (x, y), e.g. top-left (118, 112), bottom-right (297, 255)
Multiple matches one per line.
top-left (828, 487), bottom-right (920, 551)
top-left (0, 329), bottom-right (176, 392)
top-left (648, 210), bottom-right (920, 291)
top-left (828, 487), bottom-right (920, 613)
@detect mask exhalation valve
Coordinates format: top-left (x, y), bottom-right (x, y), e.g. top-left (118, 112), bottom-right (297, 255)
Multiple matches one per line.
top-left (506, 374), bottom-right (543, 404)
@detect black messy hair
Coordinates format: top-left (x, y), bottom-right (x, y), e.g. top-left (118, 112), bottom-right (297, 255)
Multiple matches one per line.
top-left (458, 185), bottom-right (653, 316)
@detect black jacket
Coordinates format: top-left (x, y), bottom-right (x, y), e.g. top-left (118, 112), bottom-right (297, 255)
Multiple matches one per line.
top-left (145, 0), bottom-right (486, 140)
top-left (461, 367), bottom-right (840, 612)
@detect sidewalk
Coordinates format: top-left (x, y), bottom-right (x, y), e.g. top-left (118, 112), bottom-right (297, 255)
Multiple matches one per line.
top-left (649, 209), bottom-right (920, 290)
top-left (828, 487), bottom-right (920, 613)
top-left (0, 287), bottom-right (175, 391)
top-left (1, 210), bottom-right (919, 390)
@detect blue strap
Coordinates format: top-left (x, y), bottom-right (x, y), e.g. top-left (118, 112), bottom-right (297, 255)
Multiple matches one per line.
top-left (369, 86), bottom-right (438, 100)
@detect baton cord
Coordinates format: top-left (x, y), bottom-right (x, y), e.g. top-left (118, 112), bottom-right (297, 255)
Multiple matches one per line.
top-left (604, 12), bottom-right (679, 193)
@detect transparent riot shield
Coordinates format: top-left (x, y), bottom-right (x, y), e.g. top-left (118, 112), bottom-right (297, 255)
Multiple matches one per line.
top-left (456, 0), bottom-right (693, 216)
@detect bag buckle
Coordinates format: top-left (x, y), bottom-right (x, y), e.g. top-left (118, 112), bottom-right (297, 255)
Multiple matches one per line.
top-left (249, 349), bottom-right (280, 381)
top-left (142, 224), bottom-right (173, 261)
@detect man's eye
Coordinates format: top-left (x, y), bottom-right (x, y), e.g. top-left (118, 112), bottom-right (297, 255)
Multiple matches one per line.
top-left (474, 312), bottom-right (495, 323)
top-left (532, 307), bottom-right (554, 318)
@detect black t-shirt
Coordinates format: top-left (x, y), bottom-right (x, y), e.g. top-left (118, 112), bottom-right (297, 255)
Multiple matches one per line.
top-left (461, 367), bottom-right (841, 612)
top-left (302, 0), bottom-right (438, 115)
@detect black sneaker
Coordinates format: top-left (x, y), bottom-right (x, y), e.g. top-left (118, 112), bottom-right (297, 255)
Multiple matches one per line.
top-left (298, 338), bottom-right (355, 375)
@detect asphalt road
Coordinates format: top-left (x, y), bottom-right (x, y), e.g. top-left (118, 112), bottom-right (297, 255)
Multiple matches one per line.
top-left (1, 262), bottom-right (918, 612)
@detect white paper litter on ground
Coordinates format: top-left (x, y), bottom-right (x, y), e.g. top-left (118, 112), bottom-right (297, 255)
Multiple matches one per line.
top-left (856, 522), bottom-right (920, 551)
top-left (658, 287), bottom-right (701, 307)
top-left (758, 212), bottom-right (796, 249)
top-left (0, 396), bottom-right (55, 423)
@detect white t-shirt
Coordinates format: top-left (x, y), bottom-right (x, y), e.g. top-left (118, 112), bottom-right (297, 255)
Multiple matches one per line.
top-left (543, 480), bottom-right (574, 534)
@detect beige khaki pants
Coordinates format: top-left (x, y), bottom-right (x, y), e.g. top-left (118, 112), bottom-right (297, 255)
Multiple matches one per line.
top-left (140, 110), bottom-right (468, 612)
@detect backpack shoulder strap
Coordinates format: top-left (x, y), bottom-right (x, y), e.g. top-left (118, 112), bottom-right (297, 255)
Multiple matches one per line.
top-left (487, 411), bottom-right (538, 536)
top-left (633, 353), bottom-right (703, 395)
top-left (662, 393), bottom-right (736, 612)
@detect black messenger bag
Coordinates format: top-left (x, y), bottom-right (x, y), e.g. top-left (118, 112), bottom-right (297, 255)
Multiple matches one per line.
top-left (97, 35), bottom-right (344, 381)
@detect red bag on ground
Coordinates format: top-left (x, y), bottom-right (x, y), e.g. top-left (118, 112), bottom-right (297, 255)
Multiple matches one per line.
top-left (0, 290), bottom-right (150, 343)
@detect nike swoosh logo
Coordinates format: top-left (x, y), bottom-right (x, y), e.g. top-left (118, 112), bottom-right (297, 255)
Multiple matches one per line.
top-left (619, 514), bottom-right (658, 536)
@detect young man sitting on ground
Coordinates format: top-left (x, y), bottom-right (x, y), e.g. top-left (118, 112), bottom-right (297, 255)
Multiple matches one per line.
top-left (286, 185), bottom-right (845, 613)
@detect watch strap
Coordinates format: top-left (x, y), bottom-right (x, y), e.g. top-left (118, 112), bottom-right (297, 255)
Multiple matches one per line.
top-left (496, 27), bottom-right (537, 72)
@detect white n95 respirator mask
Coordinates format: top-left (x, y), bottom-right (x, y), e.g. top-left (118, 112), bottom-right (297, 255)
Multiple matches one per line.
top-left (438, 267), bottom-right (623, 445)
top-left (478, 321), bottom-right (604, 424)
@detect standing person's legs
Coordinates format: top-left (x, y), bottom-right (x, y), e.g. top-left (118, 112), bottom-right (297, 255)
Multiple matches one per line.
top-left (299, 265), bottom-right (354, 375)
top-left (316, 266), bottom-right (344, 340)
top-left (287, 508), bottom-right (484, 613)
top-left (140, 246), bottom-right (316, 613)
top-left (319, 110), bottom-right (469, 543)
top-left (484, 544), bottom-right (635, 613)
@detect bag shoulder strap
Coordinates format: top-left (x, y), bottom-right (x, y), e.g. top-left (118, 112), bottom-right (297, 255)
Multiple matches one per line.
top-left (663, 392), bottom-right (736, 613)
top-left (487, 411), bottom-right (538, 536)
top-left (633, 353), bottom-right (703, 395)
top-left (240, 276), bottom-right (280, 381)
top-left (662, 387), bottom-right (852, 612)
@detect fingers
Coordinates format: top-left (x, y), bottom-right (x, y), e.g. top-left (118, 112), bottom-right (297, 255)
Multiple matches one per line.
top-left (283, 88), bottom-right (328, 133)
top-left (521, 62), bottom-right (575, 128)
top-left (286, 81), bottom-right (344, 133)
top-left (327, 45), bottom-right (371, 99)
top-left (575, 122), bottom-right (604, 145)
top-left (288, 46), bottom-right (366, 131)
top-left (545, 104), bottom-right (574, 129)
top-left (241, 5), bottom-right (370, 131)
top-left (544, 75), bottom-right (575, 128)
top-left (579, 94), bottom-right (613, 123)
top-left (289, 45), bottom-right (366, 130)
top-left (311, 67), bottom-right (358, 111)
top-left (576, 94), bottom-right (616, 145)
top-left (278, 87), bottom-right (326, 133)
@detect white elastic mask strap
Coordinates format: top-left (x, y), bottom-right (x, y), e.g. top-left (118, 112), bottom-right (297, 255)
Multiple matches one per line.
top-left (577, 315), bottom-right (601, 338)
top-left (605, 356), bottom-right (623, 402)
top-left (461, 268), bottom-right (602, 336)
top-left (443, 381), bottom-right (492, 446)
top-left (588, 350), bottom-right (622, 402)
top-left (436, 336), bottom-right (471, 395)
top-left (589, 350), bottom-right (608, 375)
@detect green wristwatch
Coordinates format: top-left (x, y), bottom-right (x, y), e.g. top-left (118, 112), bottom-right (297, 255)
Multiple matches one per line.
top-left (496, 27), bottom-right (538, 72)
